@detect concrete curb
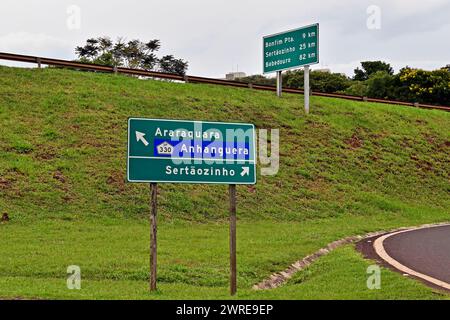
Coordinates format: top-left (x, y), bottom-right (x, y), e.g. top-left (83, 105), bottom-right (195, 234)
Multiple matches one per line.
top-left (252, 222), bottom-right (450, 290)
top-left (374, 225), bottom-right (450, 291)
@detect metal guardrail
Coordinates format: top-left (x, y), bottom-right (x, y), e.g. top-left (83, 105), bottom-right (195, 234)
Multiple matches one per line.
top-left (0, 52), bottom-right (448, 112)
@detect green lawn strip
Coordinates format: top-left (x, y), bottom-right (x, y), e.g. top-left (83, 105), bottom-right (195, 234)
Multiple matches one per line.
top-left (256, 246), bottom-right (449, 300)
top-left (0, 212), bottom-right (449, 299)
top-left (0, 244), bottom-right (447, 300)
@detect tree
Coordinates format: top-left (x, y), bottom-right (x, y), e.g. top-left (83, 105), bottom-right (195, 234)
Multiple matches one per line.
top-left (233, 70), bottom-right (351, 94)
top-left (365, 71), bottom-right (395, 99)
top-left (353, 61), bottom-right (394, 81)
top-left (158, 55), bottom-right (188, 75)
top-left (236, 75), bottom-right (276, 86)
top-left (393, 67), bottom-right (450, 105)
top-left (284, 70), bottom-right (351, 93)
top-left (75, 38), bottom-right (99, 59)
top-left (341, 81), bottom-right (368, 97)
top-left (75, 37), bottom-right (188, 75)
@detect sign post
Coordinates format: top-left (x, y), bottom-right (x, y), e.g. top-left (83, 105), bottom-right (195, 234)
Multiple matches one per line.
top-left (304, 65), bottom-right (310, 114)
top-left (127, 118), bottom-right (256, 294)
top-left (276, 71), bottom-right (282, 97)
top-left (263, 23), bottom-right (319, 110)
top-left (229, 184), bottom-right (237, 295)
top-left (150, 182), bottom-right (157, 291)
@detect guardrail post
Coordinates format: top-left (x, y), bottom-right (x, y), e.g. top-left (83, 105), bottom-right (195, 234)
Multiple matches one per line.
top-left (113, 65), bottom-right (118, 74)
top-left (363, 97), bottom-right (368, 102)
top-left (414, 102), bottom-right (420, 108)
top-left (36, 57), bottom-right (42, 69)
top-left (248, 83), bottom-right (253, 89)
top-left (184, 75), bottom-right (189, 83)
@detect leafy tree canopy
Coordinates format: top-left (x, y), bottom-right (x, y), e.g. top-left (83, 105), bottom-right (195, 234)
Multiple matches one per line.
top-left (353, 61), bottom-right (394, 81)
top-left (284, 70), bottom-right (351, 93)
top-left (237, 75), bottom-right (276, 86)
top-left (75, 36), bottom-right (188, 75)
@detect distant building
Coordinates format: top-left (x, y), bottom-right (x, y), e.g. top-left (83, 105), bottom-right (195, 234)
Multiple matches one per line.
top-left (225, 72), bottom-right (246, 80)
top-left (312, 68), bottom-right (347, 77)
top-left (313, 68), bottom-right (331, 73)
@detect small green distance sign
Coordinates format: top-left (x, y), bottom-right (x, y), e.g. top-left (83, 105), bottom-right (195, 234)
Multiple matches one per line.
top-left (127, 118), bottom-right (256, 184)
top-left (263, 23), bottom-right (319, 74)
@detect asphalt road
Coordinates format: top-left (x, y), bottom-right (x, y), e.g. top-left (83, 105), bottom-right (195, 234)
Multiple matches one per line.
top-left (383, 225), bottom-right (450, 285)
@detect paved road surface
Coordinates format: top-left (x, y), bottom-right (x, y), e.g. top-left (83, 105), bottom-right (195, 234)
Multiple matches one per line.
top-left (382, 225), bottom-right (450, 286)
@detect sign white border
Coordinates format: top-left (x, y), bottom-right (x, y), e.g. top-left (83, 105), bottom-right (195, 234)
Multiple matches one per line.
top-left (262, 23), bottom-right (320, 74)
top-left (127, 118), bottom-right (257, 185)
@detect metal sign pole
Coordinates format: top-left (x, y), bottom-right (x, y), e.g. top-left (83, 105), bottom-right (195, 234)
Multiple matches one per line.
top-left (276, 71), bottom-right (282, 97)
top-left (229, 184), bottom-right (237, 295)
top-left (150, 183), bottom-right (158, 291)
top-left (304, 65), bottom-right (310, 114)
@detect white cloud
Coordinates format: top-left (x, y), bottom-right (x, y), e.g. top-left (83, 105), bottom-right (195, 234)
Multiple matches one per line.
top-left (0, 1), bottom-right (449, 77)
top-left (0, 32), bottom-right (73, 58)
top-left (382, 0), bottom-right (448, 15)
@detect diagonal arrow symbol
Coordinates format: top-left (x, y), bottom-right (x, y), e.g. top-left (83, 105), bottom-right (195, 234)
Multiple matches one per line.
top-left (136, 131), bottom-right (149, 147)
top-left (240, 166), bottom-right (250, 177)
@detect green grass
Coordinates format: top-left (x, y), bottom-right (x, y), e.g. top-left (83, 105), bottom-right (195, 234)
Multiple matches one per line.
top-left (1, 219), bottom-right (448, 300)
top-left (0, 66), bottom-right (449, 299)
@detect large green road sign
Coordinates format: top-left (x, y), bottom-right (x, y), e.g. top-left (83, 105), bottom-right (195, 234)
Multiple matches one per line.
top-left (263, 23), bottom-right (319, 74)
top-left (127, 118), bottom-right (256, 184)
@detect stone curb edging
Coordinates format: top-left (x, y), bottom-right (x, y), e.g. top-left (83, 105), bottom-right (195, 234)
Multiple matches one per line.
top-left (252, 222), bottom-right (450, 290)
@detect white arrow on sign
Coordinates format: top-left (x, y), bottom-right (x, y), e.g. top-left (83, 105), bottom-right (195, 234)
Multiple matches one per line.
top-left (241, 167), bottom-right (250, 177)
top-left (136, 131), bottom-right (149, 147)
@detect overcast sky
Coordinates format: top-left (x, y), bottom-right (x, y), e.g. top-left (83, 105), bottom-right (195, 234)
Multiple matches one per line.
top-left (0, 0), bottom-right (449, 77)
